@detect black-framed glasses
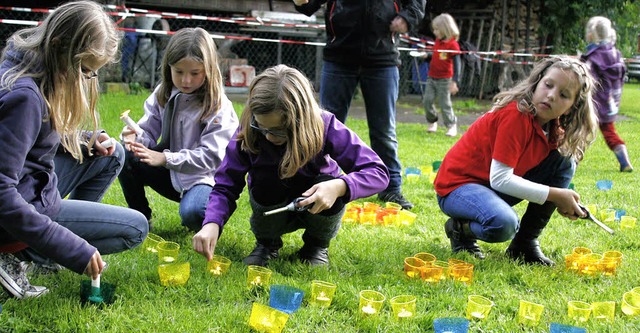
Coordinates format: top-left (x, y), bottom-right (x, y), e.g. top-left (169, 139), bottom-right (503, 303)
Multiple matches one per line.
top-left (250, 116), bottom-right (288, 138)
top-left (81, 67), bottom-right (98, 80)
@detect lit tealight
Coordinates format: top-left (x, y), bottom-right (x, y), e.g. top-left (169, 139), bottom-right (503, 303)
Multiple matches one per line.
top-left (362, 304), bottom-right (377, 314)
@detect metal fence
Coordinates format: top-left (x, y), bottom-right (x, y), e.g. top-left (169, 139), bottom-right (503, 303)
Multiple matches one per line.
top-left (0, 4), bottom-right (531, 100)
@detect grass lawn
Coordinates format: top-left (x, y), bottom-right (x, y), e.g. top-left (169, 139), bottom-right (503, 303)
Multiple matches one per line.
top-left (1, 84), bottom-right (640, 332)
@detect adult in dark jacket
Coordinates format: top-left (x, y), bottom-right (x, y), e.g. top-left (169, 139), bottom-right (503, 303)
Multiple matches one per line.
top-left (0, 1), bottom-right (148, 299)
top-left (294, 0), bottom-right (425, 210)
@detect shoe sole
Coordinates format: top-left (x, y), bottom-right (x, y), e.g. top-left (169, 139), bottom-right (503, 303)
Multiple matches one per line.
top-left (0, 266), bottom-right (24, 299)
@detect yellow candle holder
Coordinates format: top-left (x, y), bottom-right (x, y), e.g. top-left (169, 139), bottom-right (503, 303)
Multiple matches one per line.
top-left (403, 257), bottom-right (426, 279)
top-left (397, 210), bottom-right (417, 226)
top-left (517, 300), bottom-right (544, 326)
top-left (600, 208), bottom-right (616, 223)
top-left (207, 254), bottom-right (231, 277)
top-left (248, 302), bottom-right (289, 333)
top-left (158, 261), bottom-right (190, 287)
top-left (578, 253), bottom-right (602, 276)
top-left (413, 252), bottom-right (436, 265)
top-left (599, 257), bottom-right (618, 276)
top-left (591, 301), bottom-right (615, 321)
top-left (421, 264), bottom-right (444, 283)
top-left (157, 241), bottom-right (180, 264)
top-left (247, 265), bottom-right (272, 290)
top-left (360, 212), bottom-right (377, 225)
top-left (466, 295), bottom-right (494, 320)
top-left (622, 291), bottom-right (640, 316)
top-left (450, 263), bottom-right (474, 285)
top-left (390, 295), bottom-right (417, 320)
top-left (572, 247), bottom-right (592, 256)
top-left (142, 233), bottom-right (165, 253)
top-left (362, 202), bottom-right (380, 213)
top-left (620, 216), bottom-right (637, 230)
top-left (567, 300), bottom-right (592, 323)
top-left (585, 204), bottom-right (598, 219)
top-left (565, 253), bottom-right (582, 273)
top-left (359, 290), bottom-right (385, 316)
top-left (602, 250), bottom-right (623, 266)
top-left (309, 280), bottom-right (337, 307)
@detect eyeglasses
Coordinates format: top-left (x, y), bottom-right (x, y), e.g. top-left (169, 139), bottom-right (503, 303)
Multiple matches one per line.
top-left (81, 67), bottom-right (98, 80)
top-left (250, 117), bottom-right (288, 138)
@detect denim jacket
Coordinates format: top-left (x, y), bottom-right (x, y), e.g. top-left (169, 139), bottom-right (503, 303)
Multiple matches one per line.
top-left (135, 86), bottom-right (239, 194)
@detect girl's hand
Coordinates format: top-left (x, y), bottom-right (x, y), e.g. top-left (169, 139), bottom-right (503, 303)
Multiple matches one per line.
top-left (449, 81), bottom-right (459, 95)
top-left (121, 126), bottom-right (137, 151)
top-left (84, 251), bottom-right (105, 280)
top-left (548, 187), bottom-right (585, 220)
top-left (192, 223), bottom-right (220, 261)
top-left (390, 16), bottom-right (408, 33)
top-left (130, 142), bottom-right (167, 167)
top-left (94, 132), bottom-right (115, 156)
top-left (300, 179), bottom-right (347, 214)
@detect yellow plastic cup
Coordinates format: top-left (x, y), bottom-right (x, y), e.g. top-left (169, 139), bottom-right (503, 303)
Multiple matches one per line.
top-left (421, 264), bottom-right (444, 283)
top-left (413, 252), bottom-right (436, 265)
top-left (158, 261), bottom-right (190, 287)
top-left (600, 208), bottom-right (616, 223)
top-left (247, 265), bottom-right (272, 289)
top-left (572, 247), bottom-right (592, 256)
top-left (567, 300), bottom-right (592, 322)
top-left (310, 280), bottom-right (337, 307)
top-left (450, 263), bottom-right (474, 285)
top-left (620, 216), bottom-right (637, 230)
top-left (622, 291), bottom-right (640, 316)
top-left (397, 210), bottom-right (417, 226)
top-left (565, 253), bottom-right (582, 272)
top-left (578, 253), bottom-right (602, 276)
top-left (433, 260), bottom-right (450, 281)
top-left (248, 302), bottom-right (289, 333)
top-left (591, 301), bottom-right (615, 321)
top-left (403, 257), bottom-right (426, 279)
top-left (466, 295), bottom-right (494, 320)
top-left (517, 300), bottom-right (544, 326)
top-left (390, 295), bottom-right (417, 320)
top-left (359, 290), bottom-right (385, 316)
top-left (142, 233), bottom-right (165, 253)
top-left (207, 254), bottom-right (231, 276)
top-left (157, 241), bottom-right (180, 264)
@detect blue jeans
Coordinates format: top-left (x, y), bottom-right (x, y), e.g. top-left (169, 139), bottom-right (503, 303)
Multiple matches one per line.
top-left (20, 142), bottom-right (148, 264)
top-left (118, 149), bottom-right (211, 231)
top-left (319, 61), bottom-right (402, 194)
top-left (437, 150), bottom-right (575, 242)
top-left (54, 142), bottom-right (125, 201)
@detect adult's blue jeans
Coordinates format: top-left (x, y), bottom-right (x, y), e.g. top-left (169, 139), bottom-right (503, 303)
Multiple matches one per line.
top-left (319, 61), bottom-right (402, 194)
top-left (437, 150), bottom-right (575, 243)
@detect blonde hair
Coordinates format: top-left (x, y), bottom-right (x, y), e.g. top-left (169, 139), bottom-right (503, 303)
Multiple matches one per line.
top-left (432, 13), bottom-right (460, 41)
top-left (0, 0), bottom-right (119, 161)
top-left (237, 65), bottom-right (324, 179)
top-left (492, 56), bottom-right (598, 161)
top-left (585, 16), bottom-right (613, 44)
top-left (157, 27), bottom-right (224, 121)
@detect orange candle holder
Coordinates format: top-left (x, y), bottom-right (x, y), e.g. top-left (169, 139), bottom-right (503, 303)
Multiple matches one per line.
top-left (403, 257), bottom-right (426, 279)
top-left (450, 263), bottom-right (474, 285)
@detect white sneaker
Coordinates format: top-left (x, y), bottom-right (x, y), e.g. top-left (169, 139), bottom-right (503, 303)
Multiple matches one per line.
top-left (427, 122), bottom-right (438, 133)
top-left (445, 125), bottom-right (458, 137)
top-left (0, 253), bottom-right (49, 299)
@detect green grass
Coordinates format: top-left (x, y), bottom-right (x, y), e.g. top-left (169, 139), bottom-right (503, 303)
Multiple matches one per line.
top-left (2, 85), bottom-right (640, 332)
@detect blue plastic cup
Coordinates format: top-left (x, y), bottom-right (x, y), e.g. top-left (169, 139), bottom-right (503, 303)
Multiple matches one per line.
top-left (596, 180), bottom-right (613, 191)
top-left (269, 285), bottom-right (304, 314)
top-left (549, 322), bottom-right (587, 333)
top-left (433, 317), bottom-right (469, 333)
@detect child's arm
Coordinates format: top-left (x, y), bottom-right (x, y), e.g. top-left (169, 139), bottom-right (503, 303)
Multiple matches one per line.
top-left (299, 179), bottom-right (348, 214)
top-left (547, 187), bottom-right (585, 220)
top-left (192, 223), bottom-right (220, 261)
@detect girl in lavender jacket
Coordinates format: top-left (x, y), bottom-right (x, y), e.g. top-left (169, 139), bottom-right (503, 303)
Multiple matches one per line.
top-left (193, 65), bottom-right (389, 266)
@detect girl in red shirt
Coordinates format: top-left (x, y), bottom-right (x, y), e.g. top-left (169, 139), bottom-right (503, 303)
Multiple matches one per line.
top-left (435, 56), bottom-right (598, 265)
top-left (423, 13), bottom-right (461, 136)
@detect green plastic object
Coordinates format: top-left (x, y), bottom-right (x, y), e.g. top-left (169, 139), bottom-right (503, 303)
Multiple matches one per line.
top-left (80, 281), bottom-right (116, 305)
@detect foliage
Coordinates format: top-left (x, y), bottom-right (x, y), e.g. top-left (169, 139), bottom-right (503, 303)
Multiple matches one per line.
top-left (0, 86), bottom-right (639, 332)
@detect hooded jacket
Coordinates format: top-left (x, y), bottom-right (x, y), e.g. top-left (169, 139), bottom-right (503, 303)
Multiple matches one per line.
top-left (581, 43), bottom-right (626, 123)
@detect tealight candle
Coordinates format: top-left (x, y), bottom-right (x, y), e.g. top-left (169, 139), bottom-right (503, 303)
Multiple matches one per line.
top-left (362, 304), bottom-right (377, 314)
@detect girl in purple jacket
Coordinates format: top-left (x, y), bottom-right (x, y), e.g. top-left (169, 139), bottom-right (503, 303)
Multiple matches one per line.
top-left (581, 16), bottom-right (633, 172)
top-left (0, 1), bottom-right (148, 299)
top-left (192, 65), bottom-right (389, 266)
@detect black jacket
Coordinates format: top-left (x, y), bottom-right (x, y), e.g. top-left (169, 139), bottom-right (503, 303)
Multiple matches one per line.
top-left (296, 0), bottom-right (425, 67)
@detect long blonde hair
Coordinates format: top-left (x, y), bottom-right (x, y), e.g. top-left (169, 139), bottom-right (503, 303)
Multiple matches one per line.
top-left (0, 0), bottom-right (119, 161)
top-left (432, 13), bottom-right (460, 41)
top-left (237, 65), bottom-right (324, 179)
top-left (492, 56), bottom-right (598, 161)
top-left (156, 27), bottom-right (224, 121)
top-left (585, 16), bottom-right (613, 44)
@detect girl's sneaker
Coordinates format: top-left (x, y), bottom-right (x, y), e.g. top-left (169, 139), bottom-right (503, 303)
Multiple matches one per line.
top-left (445, 125), bottom-right (457, 137)
top-left (0, 253), bottom-right (49, 299)
top-left (427, 122), bottom-right (438, 133)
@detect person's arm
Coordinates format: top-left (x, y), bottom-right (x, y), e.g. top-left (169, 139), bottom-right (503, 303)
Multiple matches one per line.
top-left (293, 0), bottom-right (324, 16)
top-left (397, 0), bottom-right (426, 32)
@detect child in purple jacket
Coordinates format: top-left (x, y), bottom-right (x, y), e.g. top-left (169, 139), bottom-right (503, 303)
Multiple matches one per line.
top-left (581, 16), bottom-right (633, 172)
top-left (192, 65), bottom-right (389, 266)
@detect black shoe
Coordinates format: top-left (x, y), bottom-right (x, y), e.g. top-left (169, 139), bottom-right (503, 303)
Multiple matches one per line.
top-left (444, 218), bottom-right (486, 259)
top-left (506, 239), bottom-right (555, 266)
top-left (243, 243), bottom-right (279, 267)
top-left (298, 245), bottom-right (329, 266)
top-left (379, 192), bottom-right (414, 210)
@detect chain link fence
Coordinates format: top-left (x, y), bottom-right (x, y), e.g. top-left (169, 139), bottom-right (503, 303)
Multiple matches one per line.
top-left (0, 4), bottom-right (537, 100)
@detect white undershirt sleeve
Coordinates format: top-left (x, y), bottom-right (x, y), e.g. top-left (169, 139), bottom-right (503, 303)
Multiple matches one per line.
top-left (489, 159), bottom-right (549, 205)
